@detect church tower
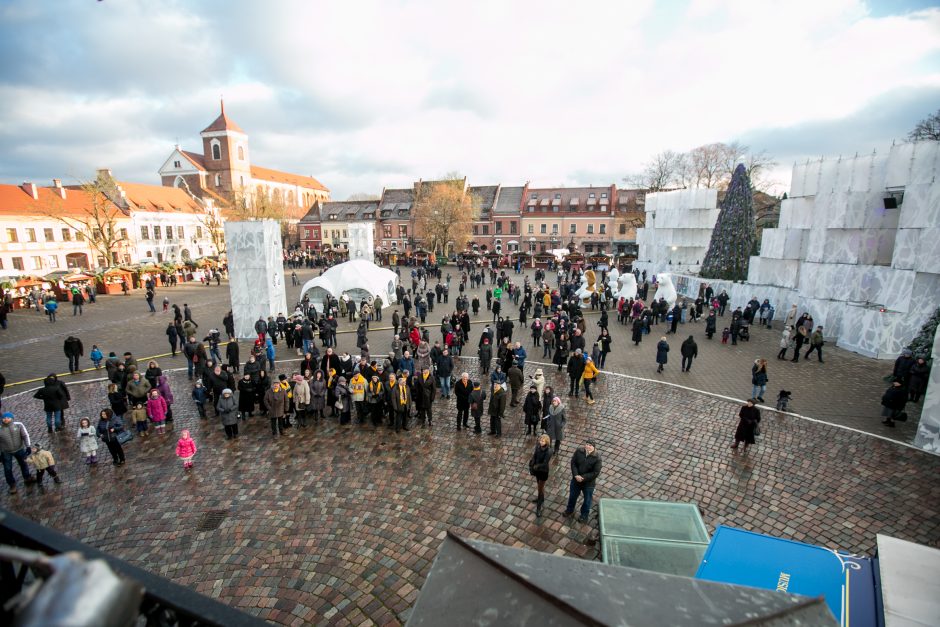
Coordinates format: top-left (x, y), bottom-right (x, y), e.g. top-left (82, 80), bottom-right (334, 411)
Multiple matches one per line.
top-left (200, 99), bottom-right (252, 198)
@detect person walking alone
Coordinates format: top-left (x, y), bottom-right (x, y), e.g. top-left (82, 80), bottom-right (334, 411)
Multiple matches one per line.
top-left (680, 336), bottom-right (697, 373)
top-left (564, 440), bottom-right (602, 524)
top-left (528, 434), bottom-right (553, 518)
top-left (751, 359), bottom-right (768, 402)
top-left (655, 336), bottom-right (670, 374)
top-left (730, 399), bottom-right (761, 452)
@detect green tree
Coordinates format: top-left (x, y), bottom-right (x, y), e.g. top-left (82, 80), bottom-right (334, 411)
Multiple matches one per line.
top-left (700, 163), bottom-right (757, 281)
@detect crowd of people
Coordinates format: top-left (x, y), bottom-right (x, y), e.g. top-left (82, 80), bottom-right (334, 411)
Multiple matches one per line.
top-left (1, 258), bottom-right (931, 524)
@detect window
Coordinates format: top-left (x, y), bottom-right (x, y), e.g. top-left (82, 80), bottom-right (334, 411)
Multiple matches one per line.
top-left (173, 160), bottom-right (181, 168)
top-left (140, 226), bottom-right (150, 240)
top-left (601, 192), bottom-right (607, 199)
top-left (119, 228), bottom-right (128, 241)
top-left (540, 224), bottom-right (546, 234)
top-left (481, 225), bottom-right (489, 235)
top-left (495, 222), bottom-right (503, 235)
top-left (342, 230), bottom-right (347, 238)
top-left (12, 257), bottom-right (24, 270)
top-left (196, 226), bottom-right (204, 239)
top-left (384, 225), bottom-right (392, 238)
top-left (157, 252), bottom-right (164, 262)
top-left (31, 256), bottom-right (43, 270)
top-left (530, 193), bottom-right (538, 200)
top-left (153, 226), bottom-right (162, 240)
top-left (26, 228), bottom-right (37, 242)
top-left (165, 226), bottom-right (173, 240)
top-left (240, 176), bottom-right (245, 188)
top-left (398, 225), bottom-right (408, 238)
top-left (600, 224), bottom-right (606, 234)
top-left (61, 228), bottom-right (71, 241)
top-left (510, 221), bottom-right (517, 235)
top-left (75, 231), bottom-right (84, 241)
top-left (587, 224), bottom-right (594, 234)
top-left (47, 255), bottom-right (58, 268)
top-left (552, 224), bottom-right (558, 234)
top-left (554, 193), bottom-right (561, 200)
top-left (589, 192), bottom-right (595, 199)
top-left (585, 244), bottom-right (593, 253)
top-left (473, 225), bottom-right (479, 235)
top-left (570, 224), bottom-right (577, 234)
top-left (42, 228), bottom-right (54, 242)
top-left (238, 145), bottom-right (245, 160)
top-left (5, 228), bottom-right (17, 243)
top-left (215, 174), bottom-right (222, 187)
top-left (313, 228), bottom-right (320, 239)
top-left (177, 226), bottom-right (184, 239)
top-left (211, 141), bottom-right (221, 160)
top-left (619, 223), bottom-right (627, 235)
top-left (527, 224), bottom-right (534, 234)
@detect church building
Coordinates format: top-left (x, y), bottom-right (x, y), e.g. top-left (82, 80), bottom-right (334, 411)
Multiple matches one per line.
top-left (157, 102), bottom-right (330, 233)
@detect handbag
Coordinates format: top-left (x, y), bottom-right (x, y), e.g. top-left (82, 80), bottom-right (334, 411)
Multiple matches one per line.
top-left (116, 430), bottom-right (134, 445)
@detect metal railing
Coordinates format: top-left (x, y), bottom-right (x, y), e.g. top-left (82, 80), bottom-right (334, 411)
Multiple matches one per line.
top-left (0, 508), bottom-right (266, 627)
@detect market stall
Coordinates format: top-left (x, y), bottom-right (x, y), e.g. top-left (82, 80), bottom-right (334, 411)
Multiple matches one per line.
top-left (47, 271), bottom-right (95, 301)
top-left (589, 253), bottom-right (612, 271)
top-left (97, 268), bottom-right (133, 295)
top-left (533, 252), bottom-right (555, 268)
top-left (2, 276), bottom-right (51, 310)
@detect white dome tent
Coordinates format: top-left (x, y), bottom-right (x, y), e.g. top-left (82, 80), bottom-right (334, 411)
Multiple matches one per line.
top-left (299, 260), bottom-right (399, 313)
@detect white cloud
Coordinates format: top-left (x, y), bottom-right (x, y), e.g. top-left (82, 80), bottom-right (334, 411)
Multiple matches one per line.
top-left (0, 0), bottom-right (938, 198)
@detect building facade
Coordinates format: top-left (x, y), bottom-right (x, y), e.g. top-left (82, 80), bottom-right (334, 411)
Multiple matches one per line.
top-left (520, 185), bottom-right (617, 255)
top-left (157, 102), bottom-right (330, 237)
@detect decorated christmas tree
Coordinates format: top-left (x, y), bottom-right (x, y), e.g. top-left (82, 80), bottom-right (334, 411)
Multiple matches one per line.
top-left (700, 163), bottom-right (756, 281)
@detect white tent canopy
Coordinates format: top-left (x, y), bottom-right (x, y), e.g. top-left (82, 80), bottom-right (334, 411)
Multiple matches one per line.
top-left (300, 260), bottom-right (399, 313)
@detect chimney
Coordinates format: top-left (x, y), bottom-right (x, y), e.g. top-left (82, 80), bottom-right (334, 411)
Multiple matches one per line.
top-left (96, 168), bottom-right (113, 182)
top-left (52, 178), bottom-right (66, 199)
top-left (21, 181), bottom-right (38, 200)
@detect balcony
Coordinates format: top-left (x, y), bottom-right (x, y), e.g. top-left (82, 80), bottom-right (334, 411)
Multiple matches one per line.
top-left (0, 508), bottom-right (265, 627)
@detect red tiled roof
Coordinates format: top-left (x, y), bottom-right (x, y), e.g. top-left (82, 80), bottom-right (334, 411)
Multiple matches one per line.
top-left (117, 182), bottom-right (204, 214)
top-left (201, 101), bottom-right (245, 134)
top-left (181, 150), bottom-right (206, 171)
top-left (0, 184), bottom-right (124, 217)
top-left (250, 165), bottom-right (329, 192)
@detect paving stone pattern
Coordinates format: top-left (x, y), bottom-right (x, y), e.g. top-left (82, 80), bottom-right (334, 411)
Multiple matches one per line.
top-left (2, 361), bottom-right (938, 625)
top-left (0, 267), bottom-right (923, 444)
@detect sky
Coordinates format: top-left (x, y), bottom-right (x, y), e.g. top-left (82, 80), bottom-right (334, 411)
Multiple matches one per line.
top-left (0, 0), bottom-right (937, 199)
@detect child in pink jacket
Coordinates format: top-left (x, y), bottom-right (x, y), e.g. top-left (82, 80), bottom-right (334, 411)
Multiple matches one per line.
top-left (146, 389), bottom-right (168, 434)
top-left (175, 429), bottom-right (197, 469)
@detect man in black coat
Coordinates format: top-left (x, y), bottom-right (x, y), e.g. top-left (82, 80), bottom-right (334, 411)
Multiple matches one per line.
top-left (454, 372), bottom-right (473, 430)
top-left (412, 367), bottom-right (437, 426)
top-left (565, 440), bottom-right (602, 524)
top-left (680, 336), bottom-right (698, 372)
top-left (880, 381), bottom-right (907, 428)
top-left (567, 350), bottom-right (586, 397)
top-left (63, 336), bottom-right (84, 373)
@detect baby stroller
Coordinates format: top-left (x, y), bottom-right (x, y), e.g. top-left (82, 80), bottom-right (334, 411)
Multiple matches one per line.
top-left (738, 322), bottom-right (750, 341)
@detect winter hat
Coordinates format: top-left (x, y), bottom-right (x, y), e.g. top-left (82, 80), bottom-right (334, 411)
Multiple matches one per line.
top-left (901, 349), bottom-right (913, 357)
top-left (278, 373), bottom-right (288, 381)
top-left (1, 412), bottom-right (13, 420)
top-left (222, 389), bottom-right (232, 395)
top-left (585, 439), bottom-right (596, 447)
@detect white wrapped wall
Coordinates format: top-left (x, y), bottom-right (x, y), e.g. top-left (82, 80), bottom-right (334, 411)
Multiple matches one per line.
top-left (224, 220), bottom-right (288, 339)
top-left (648, 141), bottom-right (940, 360)
top-left (634, 188), bottom-right (719, 276)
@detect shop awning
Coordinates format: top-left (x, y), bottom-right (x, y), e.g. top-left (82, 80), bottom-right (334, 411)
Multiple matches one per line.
top-left (696, 526), bottom-right (878, 627)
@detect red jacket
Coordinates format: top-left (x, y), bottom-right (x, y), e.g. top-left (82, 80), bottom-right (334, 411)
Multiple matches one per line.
top-left (176, 437), bottom-right (197, 458)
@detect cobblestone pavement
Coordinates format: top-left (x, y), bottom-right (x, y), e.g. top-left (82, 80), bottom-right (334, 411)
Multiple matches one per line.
top-left (2, 364), bottom-right (938, 625)
top-left (1, 266), bottom-right (923, 444)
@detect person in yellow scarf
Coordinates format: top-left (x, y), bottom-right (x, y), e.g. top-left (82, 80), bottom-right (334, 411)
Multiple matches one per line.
top-left (366, 375), bottom-right (385, 427)
top-left (350, 371), bottom-right (367, 424)
top-left (582, 357), bottom-right (600, 405)
top-left (413, 367), bottom-right (437, 427)
top-left (392, 374), bottom-right (411, 432)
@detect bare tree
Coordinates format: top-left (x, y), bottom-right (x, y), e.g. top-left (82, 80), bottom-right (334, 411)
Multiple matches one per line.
top-left (197, 206), bottom-right (227, 256)
top-left (624, 150), bottom-right (687, 191)
top-left (908, 109), bottom-right (940, 141)
top-left (413, 181), bottom-right (479, 255)
top-left (346, 192), bottom-right (380, 201)
top-left (41, 176), bottom-right (128, 267)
